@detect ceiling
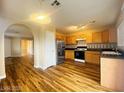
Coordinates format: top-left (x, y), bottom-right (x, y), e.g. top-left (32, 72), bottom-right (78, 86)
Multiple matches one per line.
top-left (1, 0), bottom-right (123, 33)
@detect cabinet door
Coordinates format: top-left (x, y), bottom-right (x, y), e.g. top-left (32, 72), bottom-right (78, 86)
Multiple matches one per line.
top-left (66, 36), bottom-right (76, 44)
top-left (102, 31), bottom-right (109, 43)
top-left (85, 51), bottom-right (100, 65)
top-left (92, 32), bottom-right (102, 43)
top-left (85, 51), bottom-right (93, 63)
top-left (92, 54), bottom-right (100, 64)
top-left (66, 36), bottom-right (71, 44)
top-left (109, 28), bottom-right (117, 43)
top-left (71, 36), bottom-right (76, 44)
top-left (86, 33), bottom-right (92, 43)
top-left (56, 33), bottom-right (66, 42)
top-left (65, 50), bottom-right (74, 60)
top-left (85, 53), bottom-right (92, 63)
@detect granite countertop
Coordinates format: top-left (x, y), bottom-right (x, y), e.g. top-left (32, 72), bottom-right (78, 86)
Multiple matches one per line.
top-left (65, 48), bottom-right (124, 59)
top-left (65, 48), bottom-right (115, 51)
top-left (65, 48), bottom-right (76, 50)
top-left (101, 55), bottom-right (124, 59)
top-left (87, 49), bottom-right (124, 59)
top-left (87, 49), bottom-right (114, 52)
top-left (101, 51), bottom-right (124, 59)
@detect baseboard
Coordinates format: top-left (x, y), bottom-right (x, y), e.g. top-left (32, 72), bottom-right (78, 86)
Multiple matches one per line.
top-left (34, 65), bottom-right (47, 70)
top-left (34, 65), bottom-right (40, 68)
top-left (0, 75), bottom-right (6, 80)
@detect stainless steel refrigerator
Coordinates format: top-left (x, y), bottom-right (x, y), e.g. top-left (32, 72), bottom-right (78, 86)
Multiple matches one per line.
top-left (56, 40), bottom-right (65, 64)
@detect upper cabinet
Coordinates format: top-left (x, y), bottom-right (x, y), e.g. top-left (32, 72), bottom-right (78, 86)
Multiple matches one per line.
top-left (109, 28), bottom-right (117, 43)
top-left (86, 33), bottom-right (92, 43)
top-left (92, 32), bottom-right (102, 43)
top-left (66, 35), bottom-right (76, 44)
top-left (102, 30), bottom-right (109, 43)
top-left (56, 32), bottom-right (66, 42)
top-left (56, 27), bottom-right (117, 44)
top-left (66, 33), bottom-right (87, 44)
top-left (92, 28), bottom-right (117, 43)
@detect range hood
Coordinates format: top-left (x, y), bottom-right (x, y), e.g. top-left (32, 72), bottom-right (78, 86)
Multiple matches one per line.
top-left (76, 39), bottom-right (87, 47)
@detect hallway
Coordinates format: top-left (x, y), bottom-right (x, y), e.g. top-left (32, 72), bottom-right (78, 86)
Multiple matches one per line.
top-left (0, 57), bottom-right (111, 92)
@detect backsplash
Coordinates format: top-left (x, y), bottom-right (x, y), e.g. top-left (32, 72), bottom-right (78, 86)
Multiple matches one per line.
top-left (66, 43), bottom-right (117, 49)
top-left (87, 43), bottom-right (117, 49)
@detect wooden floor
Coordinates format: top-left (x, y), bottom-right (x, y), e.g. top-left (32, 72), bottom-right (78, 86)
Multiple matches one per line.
top-left (0, 57), bottom-right (112, 92)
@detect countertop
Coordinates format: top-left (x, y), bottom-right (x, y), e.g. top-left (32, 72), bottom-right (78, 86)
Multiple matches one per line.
top-left (65, 48), bottom-right (76, 50)
top-left (65, 48), bottom-right (124, 59)
top-left (101, 51), bottom-right (124, 59)
top-left (65, 48), bottom-right (114, 51)
top-left (87, 49), bottom-right (114, 52)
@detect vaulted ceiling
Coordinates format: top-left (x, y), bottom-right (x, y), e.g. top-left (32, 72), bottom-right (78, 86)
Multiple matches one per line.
top-left (1, 0), bottom-right (123, 33)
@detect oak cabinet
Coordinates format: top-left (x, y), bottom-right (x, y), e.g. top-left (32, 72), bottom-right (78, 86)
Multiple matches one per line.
top-left (57, 27), bottom-right (117, 44)
top-left (66, 35), bottom-right (76, 44)
top-left (66, 36), bottom-right (71, 44)
top-left (109, 28), bottom-right (117, 43)
top-left (102, 29), bottom-right (117, 43)
top-left (92, 32), bottom-right (102, 43)
top-left (102, 31), bottom-right (109, 43)
top-left (56, 32), bottom-right (66, 42)
top-left (86, 33), bottom-right (93, 43)
top-left (85, 52), bottom-right (92, 62)
top-left (65, 50), bottom-right (74, 60)
top-left (85, 51), bottom-right (100, 65)
top-left (71, 36), bottom-right (76, 44)
top-left (92, 28), bottom-right (117, 43)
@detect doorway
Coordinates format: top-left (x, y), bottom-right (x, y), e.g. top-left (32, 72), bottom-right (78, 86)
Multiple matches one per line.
top-left (4, 24), bottom-right (34, 66)
top-left (21, 39), bottom-right (34, 57)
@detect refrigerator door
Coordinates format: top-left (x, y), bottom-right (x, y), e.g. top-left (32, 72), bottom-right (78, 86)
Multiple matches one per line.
top-left (56, 40), bottom-right (65, 64)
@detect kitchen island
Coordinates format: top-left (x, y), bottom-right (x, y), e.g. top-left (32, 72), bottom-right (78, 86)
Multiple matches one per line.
top-left (101, 52), bottom-right (124, 91)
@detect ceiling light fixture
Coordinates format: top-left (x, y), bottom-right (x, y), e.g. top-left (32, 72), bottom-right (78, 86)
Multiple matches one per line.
top-left (77, 20), bottom-right (96, 30)
top-left (30, 14), bottom-right (51, 24)
top-left (51, 0), bottom-right (61, 6)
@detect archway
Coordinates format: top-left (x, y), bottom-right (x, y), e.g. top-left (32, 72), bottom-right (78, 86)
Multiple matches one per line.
top-left (4, 24), bottom-right (35, 66)
top-left (0, 19), bottom-right (57, 80)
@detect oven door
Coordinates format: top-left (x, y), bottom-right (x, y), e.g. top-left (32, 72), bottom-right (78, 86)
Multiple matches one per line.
top-left (75, 51), bottom-right (85, 60)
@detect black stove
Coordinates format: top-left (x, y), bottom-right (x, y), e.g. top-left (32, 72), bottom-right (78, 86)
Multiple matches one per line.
top-left (74, 46), bottom-right (87, 62)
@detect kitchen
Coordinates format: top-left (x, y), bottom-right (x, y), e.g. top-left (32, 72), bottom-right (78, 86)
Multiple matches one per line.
top-left (56, 26), bottom-right (117, 65)
top-left (56, 15), bottom-right (124, 91)
top-left (1, 0), bottom-right (124, 92)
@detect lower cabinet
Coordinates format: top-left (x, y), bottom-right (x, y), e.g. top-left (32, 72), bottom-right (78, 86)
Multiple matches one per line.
top-left (65, 50), bottom-right (74, 60)
top-left (85, 51), bottom-right (100, 65)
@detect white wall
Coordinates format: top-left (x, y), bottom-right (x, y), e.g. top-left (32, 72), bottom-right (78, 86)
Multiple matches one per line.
top-left (5, 37), bottom-right (35, 58)
top-left (118, 21), bottom-right (124, 49)
top-left (33, 25), bottom-right (57, 70)
top-left (27, 40), bottom-right (34, 55)
top-left (0, 17), bottom-right (57, 80)
top-left (11, 38), bottom-right (21, 57)
top-left (117, 4), bottom-right (124, 51)
top-left (0, 17), bottom-right (13, 80)
top-left (4, 37), bottom-right (12, 57)
top-left (44, 30), bottom-right (56, 69)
